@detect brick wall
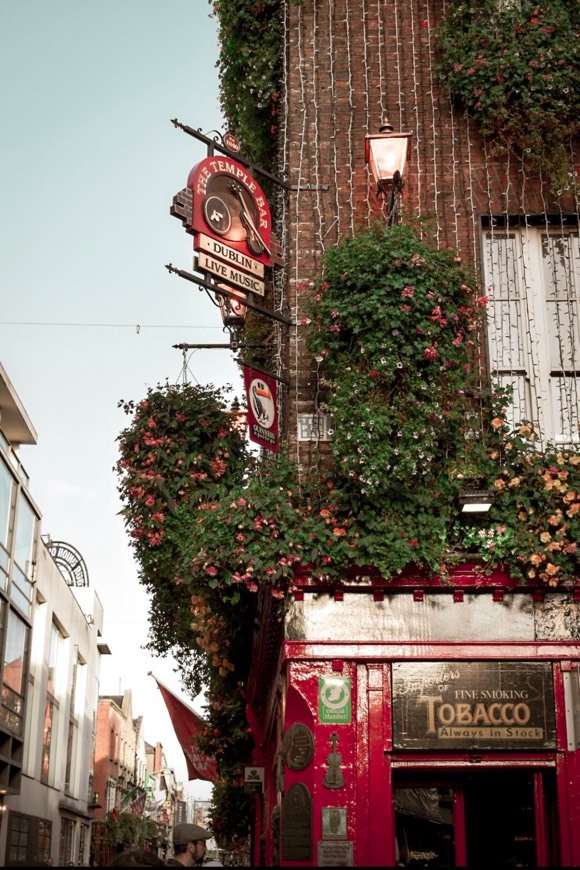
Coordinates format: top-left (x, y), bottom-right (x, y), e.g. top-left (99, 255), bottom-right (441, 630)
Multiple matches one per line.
top-left (281, 0), bottom-right (578, 462)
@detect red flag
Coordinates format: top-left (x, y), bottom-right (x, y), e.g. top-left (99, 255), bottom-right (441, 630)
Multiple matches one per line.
top-left (243, 365), bottom-right (279, 452)
top-left (151, 675), bottom-right (218, 782)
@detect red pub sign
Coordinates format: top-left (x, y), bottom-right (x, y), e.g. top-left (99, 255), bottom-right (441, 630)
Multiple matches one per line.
top-left (244, 365), bottom-right (279, 453)
top-left (187, 156), bottom-right (273, 279)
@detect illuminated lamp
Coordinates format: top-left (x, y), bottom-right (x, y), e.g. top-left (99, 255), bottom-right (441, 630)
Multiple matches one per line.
top-left (365, 118), bottom-right (412, 224)
top-left (217, 285), bottom-right (248, 328)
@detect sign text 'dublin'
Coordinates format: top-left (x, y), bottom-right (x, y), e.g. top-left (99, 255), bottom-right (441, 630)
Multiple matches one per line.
top-left (392, 661), bottom-right (556, 750)
top-left (197, 233), bottom-right (265, 278)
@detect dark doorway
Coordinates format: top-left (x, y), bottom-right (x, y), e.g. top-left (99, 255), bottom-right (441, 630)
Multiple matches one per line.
top-left (463, 769), bottom-right (536, 868)
top-left (394, 768), bottom-right (555, 868)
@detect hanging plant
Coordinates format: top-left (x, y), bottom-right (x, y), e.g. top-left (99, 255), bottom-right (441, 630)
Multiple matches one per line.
top-left (435, 0), bottom-right (580, 189)
top-left (116, 380), bottom-right (249, 694)
top-left (305, 222), bottom-right (487, 495)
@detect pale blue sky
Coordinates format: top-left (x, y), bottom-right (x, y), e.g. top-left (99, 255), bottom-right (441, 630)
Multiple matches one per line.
top-left (0, 0), bottom-right (238, 794)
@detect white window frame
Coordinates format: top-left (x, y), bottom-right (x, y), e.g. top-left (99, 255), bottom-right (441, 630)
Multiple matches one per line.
top-left (483, 223), bottom-right (580, 447)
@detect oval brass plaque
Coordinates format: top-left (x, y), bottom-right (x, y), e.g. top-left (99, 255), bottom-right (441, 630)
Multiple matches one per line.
top-left (282, 722), bottom-right (315, 771)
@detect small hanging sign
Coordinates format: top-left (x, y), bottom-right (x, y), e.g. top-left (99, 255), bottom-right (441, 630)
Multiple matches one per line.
top-left (244, 766), bottom-right (264, 794)
top-left (244, 365), bottom-right (279, 453)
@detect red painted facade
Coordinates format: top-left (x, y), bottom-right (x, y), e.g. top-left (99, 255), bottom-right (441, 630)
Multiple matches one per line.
top-left (250, 573), bottom-right (580, 866)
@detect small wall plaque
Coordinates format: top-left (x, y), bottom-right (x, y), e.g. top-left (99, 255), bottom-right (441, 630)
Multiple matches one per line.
top-left (317, 841), bottom-right (353, 866)
top-left (282, 722), bottom-right (315, 771)
top-left (282, 783), bottom-right (312, 861)
top-left (322, 807), bottom-right (347, 840)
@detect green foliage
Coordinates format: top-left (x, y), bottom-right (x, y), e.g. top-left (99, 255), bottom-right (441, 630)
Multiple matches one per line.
top-left (436, 0), bottom-right (580, 188)
top-left (116, 381), bottom-right (257, 849)
top-left (106, 813), bottom-right (157, 849)
top-left (303, 222), bottom-right (580, 583)
top-left (116, 381), bottom-right (249, 694)
top-left (305, 222), bottom-right (486, 497)
top-left (209, 779), bottom-right (252, 853)
top-left (209, 0), bottom-right (283, 167)
top-left (452, 419), bottom-right (580, 584)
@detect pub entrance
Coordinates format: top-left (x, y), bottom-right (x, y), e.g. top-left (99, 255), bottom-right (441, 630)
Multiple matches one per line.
top-left (394, 768), bottom-right (557, 867)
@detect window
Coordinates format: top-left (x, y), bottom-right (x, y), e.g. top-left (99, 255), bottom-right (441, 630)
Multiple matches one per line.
top-left (0, 461), bottom-right (14, 592)
top-left (65, 652), bottom-right (81, 795)
top-left (59, 817), bottom-right (75, 867)
top-left (1, 609), bottom-right (29, 735)
top-left (106, 777), bottom-right (117, 814)
top-left (483, 223), bottom-right (580, 446)
top-left (6, 812), bottom-right (52, 867)
top-left (11, 493), bottom-right (38, 616)
top-left (42, 624), bottom-right (63, 785)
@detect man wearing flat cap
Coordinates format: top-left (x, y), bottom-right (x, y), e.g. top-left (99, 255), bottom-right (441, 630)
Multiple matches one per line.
top-left (166, 823), bottom-right (212, 867)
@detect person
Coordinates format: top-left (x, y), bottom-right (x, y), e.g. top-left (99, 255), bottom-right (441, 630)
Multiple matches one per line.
top-left (107, 849), bottom-right (165, 867)
top-left (166, 823), bottom-right (212, 867)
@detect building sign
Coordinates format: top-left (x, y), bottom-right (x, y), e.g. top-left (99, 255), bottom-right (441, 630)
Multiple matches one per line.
top-left (319, 677), bottom-right (352, 724)
top-left (243, 365), bottom-right (279, 453)
top-left (195, 253), bottom-right (265, 296)
top-left (317, 841), bottom-right (353, 866)
top-left (197, 233), bottom-right (265, 278)
top-left (187, 156), bottom-right (272, 268)
top-left (392, 661), bottom-right (556, 750)
top-left (298, 414), bottom-right (334, 442)
top-left (244, 766), bottom-right (264, 794)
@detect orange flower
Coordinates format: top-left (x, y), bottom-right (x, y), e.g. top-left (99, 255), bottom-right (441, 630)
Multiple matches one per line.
top-left (333, 527), bottom-right (347, 536)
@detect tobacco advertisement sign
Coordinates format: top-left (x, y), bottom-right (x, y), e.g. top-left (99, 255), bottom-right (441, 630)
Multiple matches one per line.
top-left (392, 661), bottom-right (556, 750)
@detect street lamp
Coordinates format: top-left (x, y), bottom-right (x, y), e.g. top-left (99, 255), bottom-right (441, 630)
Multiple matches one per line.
top-left (365, 118), bottom-right (412, 224)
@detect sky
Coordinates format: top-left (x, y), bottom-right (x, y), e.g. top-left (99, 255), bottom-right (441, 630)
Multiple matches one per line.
top-left (0, 0), bottom-right (239, 799)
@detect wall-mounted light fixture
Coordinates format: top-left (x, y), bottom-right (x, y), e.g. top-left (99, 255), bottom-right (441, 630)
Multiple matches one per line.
top-left (365, 118), bottom-right (412, 224)
top-left (217, 284), bottom-right (248, 329)
top-left (458, 485), bottom-right (495, 514)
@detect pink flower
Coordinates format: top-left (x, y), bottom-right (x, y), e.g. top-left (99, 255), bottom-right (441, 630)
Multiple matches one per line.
top-left (423, 346), bottom-right (438, 361)
top-left (205, 565), bottom-right (218, 577)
